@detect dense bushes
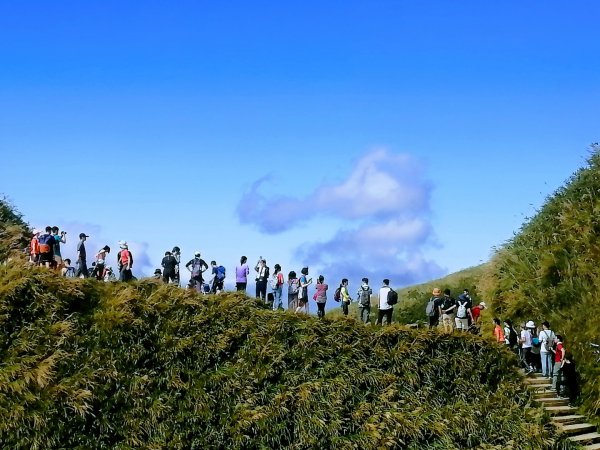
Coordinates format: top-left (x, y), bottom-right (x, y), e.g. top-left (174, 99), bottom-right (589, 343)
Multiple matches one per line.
top-left (0, 264), bottom-right (561, 449)
top-left (480, 145), bottom-right (600, 423)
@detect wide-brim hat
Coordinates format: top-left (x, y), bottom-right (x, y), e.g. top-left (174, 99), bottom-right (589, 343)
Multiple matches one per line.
top-left (526, 320), bottom-right (535, 328)
top-left (479, 302), bottom-right (486, 308)
top-left (432, 287), bottom-right (442, 296)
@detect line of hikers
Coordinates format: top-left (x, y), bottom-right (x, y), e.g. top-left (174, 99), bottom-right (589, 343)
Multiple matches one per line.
top-left (27, 228), bottom-right (400, 324)
top-left (424, 287), bottom-right (577, 405)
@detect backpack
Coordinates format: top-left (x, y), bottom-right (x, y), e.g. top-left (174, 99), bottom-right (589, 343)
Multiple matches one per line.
top-left (542, 330), bottom-right (556, 352)
top-left (334, 287), bottom-right (341, 302)
top-left (64, 266), bottom-right (76, 278)
top-left (456, 301), bottom-right (467, 319)
top-left (387, 289), bottom-right (398, 305)
top-left (270, 274), bottom-right (280, 290)
top-left (289, 279), bottom-right (299, 295)
top-left (216, 266), bottom-right (226, 280)
top-left (508, 327), bottom-right (518, 347)
top-left (191, 259), bottom-right (203, 278)
top-left (359, 287), bottom-right (371, 306)
top-left (425, 298), bottom-right (437, 317)
top-left (120, 249), bottom-right (130, 266)
top-left (38, 234), bottom-right (53, 254)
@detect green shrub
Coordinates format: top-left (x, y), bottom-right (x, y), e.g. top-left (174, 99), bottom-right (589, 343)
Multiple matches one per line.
top-left (0, 263), bottom-right (563, 449)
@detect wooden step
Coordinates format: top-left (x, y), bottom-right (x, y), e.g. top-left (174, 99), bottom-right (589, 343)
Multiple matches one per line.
top-left (582, 442), bottom-right (600, 449)
top-left (552, 415), bottom-right (587, 425)
top-left (546, 405), bottom-right (578, 416)
top-left (533, 391), bottom-right (552, 399)
top-left (525, 377), bottom-right (553, 385)
top-left (559, 423), bottom-right (596, 436)
top-left (569, 433), bottom-right (600, 445)
top-left (538, 397), bottom-right (569, 407)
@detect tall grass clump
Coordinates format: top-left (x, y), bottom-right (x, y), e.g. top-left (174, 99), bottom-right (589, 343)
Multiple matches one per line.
top-left (480, 144), bottom-right (600, 422)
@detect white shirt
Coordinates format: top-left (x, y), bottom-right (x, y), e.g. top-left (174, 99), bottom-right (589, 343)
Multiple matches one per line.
top-left (521, 329), bottom-right (532, 349)
top-left (379, 286), bottom-right (392, 310)
top-left (539, 329), bottom-right (555, 353)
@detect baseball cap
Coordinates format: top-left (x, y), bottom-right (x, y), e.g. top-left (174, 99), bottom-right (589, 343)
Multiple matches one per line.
top-left (79, 233), bottom-right (89, 239)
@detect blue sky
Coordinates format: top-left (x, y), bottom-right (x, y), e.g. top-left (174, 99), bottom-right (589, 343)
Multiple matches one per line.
top-left (1, 1), bottom-right (598, 291)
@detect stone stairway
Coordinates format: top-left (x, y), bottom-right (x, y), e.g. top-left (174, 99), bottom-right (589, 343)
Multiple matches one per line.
top-left (524, 373), bottom-right (600, 448)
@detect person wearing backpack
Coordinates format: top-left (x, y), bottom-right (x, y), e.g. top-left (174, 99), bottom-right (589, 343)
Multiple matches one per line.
top-left (254, 258), bottom-right (269, 301)
top-left (339, 278), bottom-right (351, 316)
top-left (296, 267), bottom-right (313, 314)
top-left (439, 289), bottom-right (456, 333)
top-left (520, 321), bottom-right (535, 373)
top-left (210, 260), bottom-right (226, 293)
top-left (37, 226), bottom-right (57, 268)
top-left (235, 256), bottom-right (250, 293)
top-left (161, 251), bottom-right (178, 284)
top-left (270, 264), bottom-right (285, 310)
top-left (172, 246), bottom-right (181, 286)
top-left (51, 226), bottom-right (67, 269)
top-left (503, 319), bottom-right (519, 354)
top-left (356, 278), bottom-right (373, 324)
top-left (287, 271), bottom-right (300, 310)
top-left (29, 229), bottom-right (40, 265)
top-left (375, 279), bottom-right (393, 325)
top-left (117, 241), bottom-right (134, 282)
top-left (186, 251), bottom-right (208, 292)
top-left (551, 335), bottom-right (566, 393)
top-left (314, 275), bottom-right (328, 318)
top-left (426, 288), bottom-right (442, 328)
top-left (539, 321), bottom-right (556, 378)
top-left (61, 258), bottom-right (76, 278)
top-left (454, 292), bottom-right (472, 332)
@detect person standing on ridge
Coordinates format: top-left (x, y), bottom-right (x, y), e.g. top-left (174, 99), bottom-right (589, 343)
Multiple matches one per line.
top-left (210, 260), bottom-right (226, 293)
top-left (51, 226), bottom-right (66, 269)
top-left (357, 278), bottom-right (372, 324)
top-left (37, 226), bottom-right (56, 268)
top-left (376, 279), bottom-right (394, 325)
top-left (270, 264), bottom-right (284, 310)
top-left (75, 233), bottom-right (89, 278)
top-left (117, 241), bottom-right (134, 282)
top-left (254, 257), bottom-right (269, 301)
top-left (186, 252), bottom-right (208, 292)
top-left (236, 256), bottom-right (250, 292)
top-left (94, 245), bottom-right (111, 280)
top-left (287, 270), bottom-right (300, 310)
top-left (426, 288), bottom-right (443, 328)
top-left (439, 289), bottom-right (456, 333)
top-left (455, 289), bottom-right (472, 332)
top-left (339, 278), bottom-right (351, 316)
top-left (161, 251), bottom-right (178, 284)
top-left (470, 302), bottom-right (486, 324)
top-left (314, 275), bottom-right (328, 318)
top-left (296, 267), bottom-right (312, 314)
top-left (172, 246), bottom-right (181, 286)
top-left (29, 229), bottom-right (40, 265)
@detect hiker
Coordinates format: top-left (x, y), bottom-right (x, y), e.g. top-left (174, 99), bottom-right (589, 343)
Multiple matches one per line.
top-left (296, 267), bottom-right (312, 314)
top-left (426, 288), bottom-right (442, 328)
top-left (455, 289), bottom-right (472, 332)
top-left (75, 233), bottom-right (89, 278)
top-left (51, 226), bottom-right (66, 269)
top-left (235, 256), bottom-right (250, 292)
top-left (161, 251), bottom-right (178, 284)
top-left (471, 302), bottom-right (486, 324)
top-left (356, 278), bottom-right (373, 324)
top-left (339, 278), bottom-right (351, 316)
top-left (558, 352), bottom-right (578, 405)
top-left (29, 229), bottom-right (40, 264)
top-left (104, 266), bottom-right (117, 282)
top-left (270, 264), bottom-right (284, 310)
top-left (210, 261), bottom-right (226, 293)
top-left (520, 321), bottom-right (535, 373)
top-left (530, 323), bottom-right (542, 373)
top-left (117, 241), bottom-right (134, 282)
top-left (172, 246), bottom-right (181, 286)
top-left (438, 289), bottom-right (456, 333)
top-left (254, 257), bottom-right (269, 301)
top-left (503, 319), bottom-right (519, 354)
top-left (185, 252), bottom-right (208, 292)
top-left (493, 318), bottom-right (505, 343)
top-left (153, 268), bottom-right (162, 280)
top-left (287, 271), bottom-right (300, 310)
top-left (62, 258), bottom-right (76, 277)
top-left (37, 226), bottom-right (56, 268)
top-left (376, 279), bottom-right (395, 325)
top-left (94, 245), bottom-right (111, 280)
top-left (551, 334), bottom-right (565, 393)
top-left (314, 275), bottom-right (328, 318)
top-left (539, 321), bottom-right (556, 379)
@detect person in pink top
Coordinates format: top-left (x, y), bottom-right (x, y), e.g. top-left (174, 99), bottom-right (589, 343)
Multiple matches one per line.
top-left (313, 275), bottom-right (329, 318)
top-left (235, 256), bottom-right (250, 292)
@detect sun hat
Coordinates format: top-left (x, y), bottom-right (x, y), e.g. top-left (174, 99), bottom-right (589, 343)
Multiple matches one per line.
top-left (194, 251), bottom-right (201, 257)
top-left (526, 320), bottom-right (535, 328)
top-left (32, 229), bottom-right (40, 235)
top-left (119, 240), bottom-right (128, 249)
top-left (432, 288), bottom-right (442, 296)
top-left (154, 269), bottom-right (162, 275)
top-left (479, 302), bottom-right (487, 308)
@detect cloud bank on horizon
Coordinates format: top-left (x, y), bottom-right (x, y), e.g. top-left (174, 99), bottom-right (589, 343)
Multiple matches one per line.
top-left (237, 149), bottom-right (446, 287)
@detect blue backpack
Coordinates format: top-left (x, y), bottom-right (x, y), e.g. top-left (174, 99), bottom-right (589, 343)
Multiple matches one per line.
top-left (216, 266), bottom-right (226, 280)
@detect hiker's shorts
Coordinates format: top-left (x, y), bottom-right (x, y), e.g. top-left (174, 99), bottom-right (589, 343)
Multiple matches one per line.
top-left (455, 317), bottom-right (469, 331)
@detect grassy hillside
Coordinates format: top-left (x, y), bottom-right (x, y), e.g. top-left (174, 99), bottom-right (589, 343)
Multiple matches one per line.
top-left (0, 262), bottom-right (567, 449)
top-left (480, 145), bottom-right (600, 422)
